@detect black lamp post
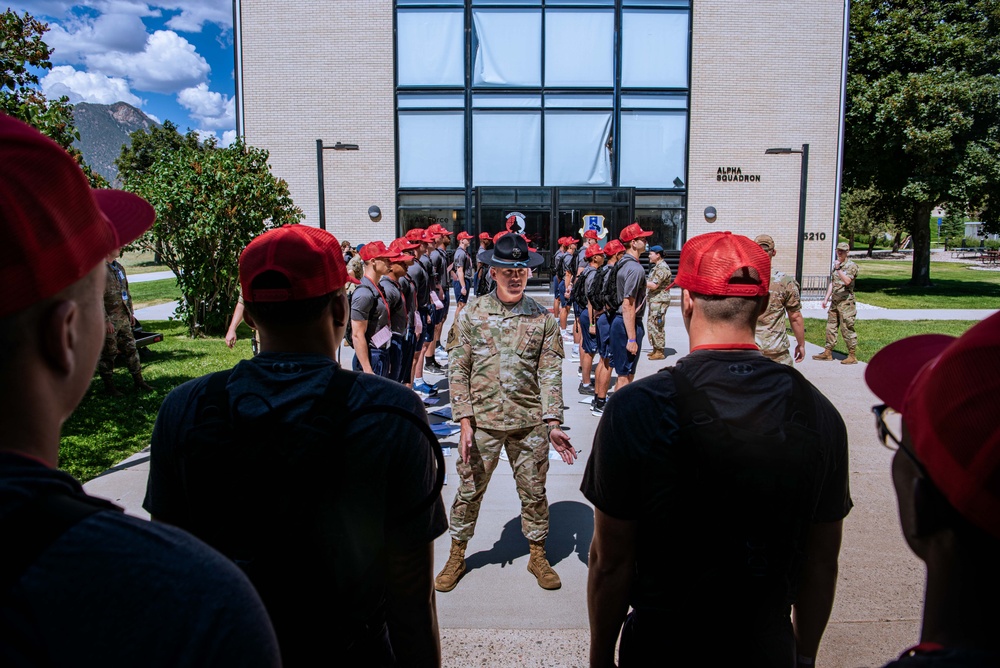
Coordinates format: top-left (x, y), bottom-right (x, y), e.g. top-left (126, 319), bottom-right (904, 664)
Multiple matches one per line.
top-left (764, 144), bottom-right (809, 286)
top-left (316, 139), bottom-right (359, 231)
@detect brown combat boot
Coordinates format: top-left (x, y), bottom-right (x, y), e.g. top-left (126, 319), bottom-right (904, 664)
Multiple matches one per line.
top-left (841, 349), bottom-right (858, 365)
top-left (527, 540), bottom-right (561, 590)
top-left (101, 373), bottom-right (124, 397)
top-left (434, 539), bottom-right (468, 593)
top-left (133, 373), bottom-right (154, 392)
top-left (647, 348), bottom-right (665, 361)
top-left (812, 348), bottom-right (834, 361)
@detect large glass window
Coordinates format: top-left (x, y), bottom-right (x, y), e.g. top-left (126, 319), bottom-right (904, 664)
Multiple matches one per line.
top-left (544, 112), bottom-right (612, 186)
top-left (472, 10), bottom-right (541, 87)
top-left (622, 10), bottom-right (689, 88)
top-left (397, 10), bottom-right (465, 86)
top-left (398, 112), bottom-right (465, 188)
top-left (473, 111), bottom-right (541, 185)
top-left (620, 111), bottom-right (686, 188)
top-left (544, 10), bottom-right (614, 87)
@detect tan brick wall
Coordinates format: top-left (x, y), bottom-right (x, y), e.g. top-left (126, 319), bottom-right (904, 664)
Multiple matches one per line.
top-left (238, 0), bottom-right (397, 245)
top-left (687, 0), bottom-right (846, 283)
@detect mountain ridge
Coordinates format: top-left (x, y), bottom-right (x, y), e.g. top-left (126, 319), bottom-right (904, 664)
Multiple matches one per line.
top-left (72, 102), bottom-right (160, 185)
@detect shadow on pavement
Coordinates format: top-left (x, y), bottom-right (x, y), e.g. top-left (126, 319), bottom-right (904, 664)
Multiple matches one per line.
top-left (465, 501), bottom-right (594, 572)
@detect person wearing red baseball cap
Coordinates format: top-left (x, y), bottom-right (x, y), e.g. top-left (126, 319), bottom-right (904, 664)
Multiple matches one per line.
top-left (144, 224), bottom-right (448, 666)
top-left (403, 231), bottom-right (436, 395)
top-left (602, 223), bottom-right (655, 396)
top-left (551, 237), bottom-right (569, 312)
top-left (474, 233), bottom-right (494, 297)
top-left (422, 231), bottom-right (451, 375)
top-left (0, 112), bottom-right (283, 666)
top-left (389, 238), bottom-right (421, 387)
top-left (584, 231), bottom-right (851, 667)
top-left (452, 231), bottom-right (475, 318)
top-left (866, 314), bottom-right (1000, 668)
top-left (380, 241), bottom-right (417, 384)
top-left (351, 241), bottom-right (395, 377)
top-left (590, 239), bottom-right (625, 416)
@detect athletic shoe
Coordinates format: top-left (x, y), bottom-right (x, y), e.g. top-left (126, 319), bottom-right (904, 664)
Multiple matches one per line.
top-left (424, 359), bottom-right (448, 374)
top-left (578, 383), bottom-right (595, 396)
top-left (436, 344), bottom-right (447, 355)
top-left (590, 400), bottom-right (606, 417)
top-left (579, 397), bottom-right (596, 404)
top-left (413, 381), bottom-right (438, 395)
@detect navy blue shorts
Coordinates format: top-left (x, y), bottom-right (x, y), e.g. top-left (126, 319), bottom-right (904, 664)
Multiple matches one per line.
top-left (431, 289), bottom-right (447, 325)
top-left (578, 309), bottom-right (597, 355)
top-left (597, 312), bottom-right (613, 362)
top-left (558, 282), bottom-right (569, 308)
top-left (400, 330), bottom-right (416, 383)
top-left (453, 278), bottom-right (472, 304)
top-left (352, 346), bottom-right (390, 378)
top-left (610, 314), bottom-right (644, 377)
top-left (420, 306), bottom-right (435, 344)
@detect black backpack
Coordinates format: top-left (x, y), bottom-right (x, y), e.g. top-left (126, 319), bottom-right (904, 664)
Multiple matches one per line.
top-left (176, 369), bottom-right (445, 658)
top-left (602, 262), bottom-right (624, 315)
top-left (588, 265), bottom-right (609, 312)
top-left (570, 268), bottom-right (592, 309)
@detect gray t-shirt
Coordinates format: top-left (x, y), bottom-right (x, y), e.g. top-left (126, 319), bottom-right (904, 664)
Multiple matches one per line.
top-left (616, 254), bottom-right (648, 319)
top-left (380, 276), bottom-right (407, 334)
top-left (452, 247), bottom-right (473, 281)
top-left (407, 259), bottom-right (429, 308)
top-left (351, 277), bottom-right (389, 345)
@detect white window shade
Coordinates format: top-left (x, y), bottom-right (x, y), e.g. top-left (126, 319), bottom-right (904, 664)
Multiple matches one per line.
top-left (472, 10), bottom-right (541, 86)
top-left (473, 112), bottom-right (541, 185)
top-left (398, 112), bottom-right (465, 188)
top-left (620, 111), bottom-right (686, 188)
top-left (622, 10), bottom-right (689, 88)
top-left (544, 10), bottom-right (614, 87)
top-left (544, 112), bottom-right (612, 186)
top-left (397, 10), bottom-right (465, 86)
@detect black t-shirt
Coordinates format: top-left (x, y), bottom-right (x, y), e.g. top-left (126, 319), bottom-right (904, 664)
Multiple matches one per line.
top-left (429, 249), bottom-right (447, 288)
top-left (417, 255), bottom-right (435, 293)
top-left (582, 350), bottom-right (852, 618)
top-left (408, 259), bottom-right (429, 308)
top-left (398, 274), bottom-right (417, 324)
top-left (350, 277), bottom-right (389, 344)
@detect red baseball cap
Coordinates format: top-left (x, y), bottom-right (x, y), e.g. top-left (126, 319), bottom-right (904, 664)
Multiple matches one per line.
top-left (391, 237), bottom-right (419, 252)
top-left (428, 223), bottom-right (452, 236)
top-left (582, 230), bottom-right (600, 241)
top-left (603, 240), bottom-right (625, 256)
top-left (493, 230), bottom-right (510, 244)
top-left (585, 243), bottom-right (605, 259)
top-left (866, 313), bottom-right (1000, 539)
top-left (359, 240), bottom-right (394, 262)
top-left (478, 232), bottom-right (492, 241)
top-left (0, 113), bottom-right (156, 317)
top-left (404, 228), bottom-right (426, 242)
top-left (620, 223), bottom-right (653, 243)
top-left (456, 231), bottom-right (474, 241)
top-left (670, 232), bottom-right (770, 297)
top-left (240, 225), bottom-right (348, 302)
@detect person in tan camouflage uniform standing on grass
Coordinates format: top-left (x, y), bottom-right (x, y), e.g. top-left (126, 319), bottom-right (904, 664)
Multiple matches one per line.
top-left (754, 235), bottom-right (805, 366)
top-left (99, 248), bottom-right (153, 395)
top-left (645, 245), bottom-right (672, 361)
top-left (814, 241), bottom-right (859, 364)
top-left (436, 233), bottom-right (577, 594)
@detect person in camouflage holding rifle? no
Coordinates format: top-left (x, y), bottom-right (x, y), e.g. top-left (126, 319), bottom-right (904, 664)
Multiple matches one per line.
top-left (436, 233), bottom-right (577, 594)
top-left (98, 248), bottom-right (153, 396)
top-left (645, 245), bottom-right (672, 361)
top-left (754, 235), bottom-right (805, 366)
top-left (814, 242), bottom-right (859, 365)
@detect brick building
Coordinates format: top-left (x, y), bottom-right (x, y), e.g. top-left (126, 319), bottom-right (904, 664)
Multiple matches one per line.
top-left (234, 0), bottom-right (849, 287)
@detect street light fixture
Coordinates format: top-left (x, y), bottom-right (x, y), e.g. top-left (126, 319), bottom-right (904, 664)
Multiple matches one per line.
top-left (764, 144), bottom-right (809, 286)
top-left (316, 139), bottom-right (360, 231)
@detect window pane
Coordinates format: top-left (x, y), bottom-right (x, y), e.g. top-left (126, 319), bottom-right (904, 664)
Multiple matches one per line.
top-left (620, 111), bottom-right (686, 188)
top-left (544, 94), bottom-right (613, 108)
top-left (545, 10), bottom-right (614, 87)
top-left (399, 194), bottom-right (466, 207)
top-left (473, 112), bottom-right (540, 185)
top-left (473, 94), bottom-right (541, 108)
top-left (622, 10), bottom-right (689, 88)
top-left (398, 10), bottom-right (464, 86)
top-left (621, 94), bottom-right (687, 109)
top-left (544, 112), bottom-right (612, 186)
top-left (472, 10), bottom-right (541, 87)
top-left (399, 112), bottom-right (465, 188)
top-left (398, 94), bottom-right (464, 109)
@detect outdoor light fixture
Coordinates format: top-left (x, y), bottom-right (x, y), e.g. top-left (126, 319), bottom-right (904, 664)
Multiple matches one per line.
top-left (316, 139), bottom-right (361, 230)
top-left (764, 144), bottom-right (809, 285)
top-left (704, 206), bottom-right (717, 223)
top-left (368, 205), bottom-right (381, 220)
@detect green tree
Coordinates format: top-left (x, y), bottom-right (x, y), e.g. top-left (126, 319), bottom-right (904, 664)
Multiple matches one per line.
top-left (845, 0), bottom-right (1000, 286)
top-left (117, 123), bottom-right (303, 336)
top-left (840, 186), bottom-right (901, 257)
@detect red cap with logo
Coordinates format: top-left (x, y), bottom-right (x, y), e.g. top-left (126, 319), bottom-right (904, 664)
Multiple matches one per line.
top-left (240, 225), bottom-right (348, 302)
top-left (582, 230), bottom-right (600, 241)
top-left (359, 240), bottom-right (394, 262)
top-left (479, 232), bottom-right (492, 241)
top-left (391, 237), bottom-right (419, 252)
top-left (866, 313), bottom-right (1000, 539)
top-left (619, 223), bottom-right (653, 243)
top-left (427, 223), bottom-right (452, 237)
top-left (603, 239), bottom-right (625, 256)
top-left (456, 231), bottom-right (474, 241)
top-left (585, 243), bottom-right (605, 259)
top-left (669, 231), bottom-right (770, 297)
top-left (0, 113), bottom-right (157, 317)
top-left (404, 228), bottom-right (426, 242)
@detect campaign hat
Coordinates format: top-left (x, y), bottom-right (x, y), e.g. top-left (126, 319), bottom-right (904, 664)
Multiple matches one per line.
top-left (240, 225), bottom-right (348, 302)
top-left (478, 232), bottom-right (544, 269)
top-left (669, 231), bottom-right (770, 297)
top-left (620, 223), bottom-right (653, 243)
top-left (0, 113), bottom-right (156, 317)
top-left (866, 313), bottom-right (1000, 539)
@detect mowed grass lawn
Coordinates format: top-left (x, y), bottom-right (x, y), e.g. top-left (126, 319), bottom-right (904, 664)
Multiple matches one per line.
top-left (130, 277), bottom-right (182, 310)
top-left (854, 259), bottom-right (1000, 309)
top-left (803, 318), bottom-right (979, 363)
top-left (60, 319), bottom-right (255, 482)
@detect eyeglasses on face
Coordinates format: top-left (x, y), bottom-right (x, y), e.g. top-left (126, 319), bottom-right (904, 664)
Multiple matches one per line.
top-left (872, 404), bottom-right (927, 476)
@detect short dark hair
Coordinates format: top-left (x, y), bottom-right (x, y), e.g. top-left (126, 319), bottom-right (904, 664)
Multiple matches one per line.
top-left (690, 292), bottom-right (766, 329)
top-left (242, 271), bottom-right (339, 329)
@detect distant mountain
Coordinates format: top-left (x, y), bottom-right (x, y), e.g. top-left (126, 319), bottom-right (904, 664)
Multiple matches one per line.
top-left (73, 102), bottom-right (160, 185)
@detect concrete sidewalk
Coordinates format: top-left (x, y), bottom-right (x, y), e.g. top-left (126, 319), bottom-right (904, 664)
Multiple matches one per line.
top-left (84, 295), bottom-right (988, 667)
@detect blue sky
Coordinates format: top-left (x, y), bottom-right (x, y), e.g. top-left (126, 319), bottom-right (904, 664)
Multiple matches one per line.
top-left (10, 0), bottom-right (237, 145)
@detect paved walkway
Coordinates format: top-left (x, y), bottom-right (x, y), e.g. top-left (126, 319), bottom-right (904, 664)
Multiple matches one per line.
top-left (87, 292), bottom-right (995, 667)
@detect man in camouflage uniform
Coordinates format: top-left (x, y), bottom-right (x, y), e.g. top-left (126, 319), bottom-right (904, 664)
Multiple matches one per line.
top-left (99, 248), bottom-right (153, 395)
top-left (436, 233), bottom-right (577, 593)
top-left (345, 244), bottom-right (365, 296)
top-left (813, 242), bottom-right (859, 365)
top-left (754, 235), bottom-right (805, 366)
top-left (645, 245), bottom-right (672, 361)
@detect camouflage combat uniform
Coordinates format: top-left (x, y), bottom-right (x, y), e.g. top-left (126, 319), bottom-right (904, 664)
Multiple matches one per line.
top-left (99, 260), bottom-right (141, 376)
top-left (345, 253), bottom-right (364, 296)
top-left (446, 291), bottom-right (564, 543)
top-left (755, 269), bottom-right (802, 366)
top-left (825, 260), bottom-right (859, 351)
top-left (646, 259), bottom-right (672, 350)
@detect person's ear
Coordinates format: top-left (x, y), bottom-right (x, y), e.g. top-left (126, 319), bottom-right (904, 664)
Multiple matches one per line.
top-left (680, 289), bottom-right (695, 319)
top-left (331, 291), bottom-right (348, 328)
top-left (38, 300), bottom-right (77, 376)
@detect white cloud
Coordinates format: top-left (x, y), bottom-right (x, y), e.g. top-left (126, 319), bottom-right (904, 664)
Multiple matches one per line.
top-left (221, 129), bottom-right (237, 147)
top-left (177, 82), bottom-right (233, 129)
top-left (41, 65), bottom-right (143, 105)
top-left (46, 12), bottom-right (149, 63)
top-left (86, 29), bottom-right (210, 93)
top-left (160, 0), bottom-right (231, 32)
